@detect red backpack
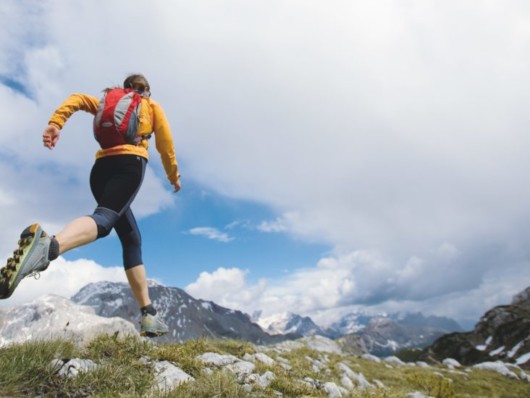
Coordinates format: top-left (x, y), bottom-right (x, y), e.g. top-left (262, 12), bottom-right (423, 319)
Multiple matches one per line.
top-left (93, 88), bottom-right (143, 149)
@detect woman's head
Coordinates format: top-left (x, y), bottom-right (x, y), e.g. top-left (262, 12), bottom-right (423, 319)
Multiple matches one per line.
top-left (123, 74), bottom-right (150, 97)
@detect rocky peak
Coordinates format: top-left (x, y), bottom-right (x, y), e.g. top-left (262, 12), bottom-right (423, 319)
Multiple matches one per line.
top-left (512, 287), bottom-right (530, 309)
top-left (422, 286), bottom-right (530, 369)
top-left (256, 312), bottom-right (327, 337)
top-left (71, 281), bottom-right (292, 345)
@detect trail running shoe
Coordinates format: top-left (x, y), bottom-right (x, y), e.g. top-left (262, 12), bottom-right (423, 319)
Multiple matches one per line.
top-left (140, 313), bottom-right (169, 337)
top-left (0, 224), bottom-right (51, 299)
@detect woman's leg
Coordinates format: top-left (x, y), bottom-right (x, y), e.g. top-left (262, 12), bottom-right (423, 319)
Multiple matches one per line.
top-left (115, 207), bottom-right (168, 336)
top-left (115, 208), bottom-right (151, 308)
top-left (125, 264), bottom-right (150, 308)
top-left (54, 216), bottom-right (98, 254)
top-left (55, 155), bottom-right (145, 255)
top-left (0, 156), bottom-right (148, 301)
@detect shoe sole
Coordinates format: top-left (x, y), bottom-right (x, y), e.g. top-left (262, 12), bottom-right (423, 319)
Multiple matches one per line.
top-left (140, 328), bottom-right (169, 338)
top-left (140, 317), bottom-right (169, 337)
top-left (0, 224), bottom-right (44, 299)
top-left (140, 331), bottom-right (167, 338)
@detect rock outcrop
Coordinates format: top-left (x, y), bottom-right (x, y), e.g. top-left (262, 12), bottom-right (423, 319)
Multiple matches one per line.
top-left (422, 287), bottom-right (530, 369)
top-left (0, 294), bottom-right (137, 346)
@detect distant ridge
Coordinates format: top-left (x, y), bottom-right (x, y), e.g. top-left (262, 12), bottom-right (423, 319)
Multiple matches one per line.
top-left (256, 312), bottom-right (331, 338)
top-left (71, 281), bottom-right (296, 344)
top-left (257, 310), bottom-right (463, 356)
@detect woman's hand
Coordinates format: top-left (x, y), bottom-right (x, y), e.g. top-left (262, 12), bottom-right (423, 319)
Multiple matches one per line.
top-left (43, 124), bottom-right (61, 149)
top-left (173, 174), bottom-right (181, 193)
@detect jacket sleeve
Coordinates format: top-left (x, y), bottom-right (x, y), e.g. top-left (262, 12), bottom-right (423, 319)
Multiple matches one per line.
top-left (151, 100), bottom-right (180, 185)
top-left (48, 93), bottom-right (100, 129)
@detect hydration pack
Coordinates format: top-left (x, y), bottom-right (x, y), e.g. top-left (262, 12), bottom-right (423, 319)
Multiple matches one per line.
top-left (93, 88), bottom-right (143, 149)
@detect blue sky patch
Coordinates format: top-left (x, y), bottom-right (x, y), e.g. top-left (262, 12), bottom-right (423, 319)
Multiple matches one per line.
top-left (0, 75), bottom-right (32, 98)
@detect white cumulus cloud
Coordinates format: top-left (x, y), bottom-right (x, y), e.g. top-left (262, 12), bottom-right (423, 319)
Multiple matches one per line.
top-left (185, 248), bottom-right (530, 329)
top-left (0, 257), bottom-right (126, 308)
top-left (185, 267), bottom-right (266, 309)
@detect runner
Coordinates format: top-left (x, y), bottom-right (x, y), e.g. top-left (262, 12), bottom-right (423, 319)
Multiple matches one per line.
top-left (0, 74), bottom-right (180, 337)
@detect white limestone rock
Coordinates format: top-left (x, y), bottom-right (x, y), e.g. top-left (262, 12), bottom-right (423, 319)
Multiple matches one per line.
top-left (337, 362), bottom-right (373, 389)
top-left (302, 335), bottom-right (343, 354)
top-left (0, 295), bottom-right (137, 347)
top-left (247, 371), bottom-right (275, 388)
top-left (416, 361), bottom-right (431, 368)
top-left (443, 358), bottom-right (462, 368)
top-left (50, 358), bottom-right (98, 378)
top-left (340, 375), bottom-right (354, 390)
top-left (153, 360), bottom-right (194, 391)
top-left (473, 361), bottom-right (519, 379)
top-left (322, 381), bottom-right (348, 397)
top-left (225, 360), bottom-right (256, 378)
top-left (243, 352), bottom-right (275, 366)
top-left (268, 335), bottom-right (342, 355)
top-left (361, 353), bottom-right (381, 363)
top-left (408, 392), bottom-right (432, 398)
top-left (196, 352), bottom-right (239, 366)
top-left (384, 356), bottom-right (406, 367)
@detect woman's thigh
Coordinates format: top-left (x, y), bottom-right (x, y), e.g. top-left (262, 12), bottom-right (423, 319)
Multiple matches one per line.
top-left (90, 155), bottom-right (146, 214)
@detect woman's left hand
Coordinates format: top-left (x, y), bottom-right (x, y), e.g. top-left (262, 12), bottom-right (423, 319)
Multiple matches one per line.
top-left (43, 124), bottom-right (61, 149)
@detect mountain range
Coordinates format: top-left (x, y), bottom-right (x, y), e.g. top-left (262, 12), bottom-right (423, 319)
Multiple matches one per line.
top-left (256, 309), bottom-right (463, 356)
top-left (69, 280), bottom-right (464, 355)
top-left (71, 281), bottom-right (293, 345)
top-left (0, 282), bottom-right (516, 359)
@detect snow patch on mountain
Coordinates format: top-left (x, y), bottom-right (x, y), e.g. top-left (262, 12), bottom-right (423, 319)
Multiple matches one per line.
top-left (257, 312), bottom-right (326, 337)
top-left (257, 312), bottom-right (299, 335)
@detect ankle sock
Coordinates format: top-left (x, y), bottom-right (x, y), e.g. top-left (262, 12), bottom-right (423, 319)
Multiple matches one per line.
top-left (141, 304), bottom-right (157, 316)
top-left (48, 237), bottom-right (60, 261)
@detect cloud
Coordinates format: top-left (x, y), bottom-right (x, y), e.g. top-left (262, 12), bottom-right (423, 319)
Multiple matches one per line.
top-left (174, 2), bottom-right (530, 323)
top-left (257, 212), bottom-right (298, 233)
top-left (185, 267), bottom-right (266, 309)
top-left (188, 227), bottom-right (234, 242)
top-left (0, 256), bottom-right (126, 308)
top-left (185, 248), bottom-right (530, 328)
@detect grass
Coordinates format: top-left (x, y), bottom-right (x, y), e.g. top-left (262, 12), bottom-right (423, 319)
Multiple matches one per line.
top-left (169, 370), bottom-right (255, 398)
top-left (0, 338), bottom-right (75, 397)
top-left (0, 334), bottom-right (529, 397)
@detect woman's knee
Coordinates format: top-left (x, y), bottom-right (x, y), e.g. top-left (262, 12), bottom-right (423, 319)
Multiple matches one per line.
top-left (89, 207), bottom-right (120, 238)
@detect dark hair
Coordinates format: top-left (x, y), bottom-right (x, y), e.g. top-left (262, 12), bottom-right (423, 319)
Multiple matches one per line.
top-left (123, 74), bottom-right (150, 96)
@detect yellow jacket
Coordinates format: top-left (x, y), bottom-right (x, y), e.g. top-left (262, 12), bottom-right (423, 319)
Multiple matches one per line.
top-left (48, 93), bottom-right (180, 185)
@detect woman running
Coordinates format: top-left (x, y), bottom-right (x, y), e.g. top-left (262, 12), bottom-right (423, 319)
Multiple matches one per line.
top-left (0, 74), bottom-right (180, 337)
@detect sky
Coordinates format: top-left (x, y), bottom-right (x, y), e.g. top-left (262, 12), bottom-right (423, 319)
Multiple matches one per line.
top-left (1, 0), bottom-right (530, 330)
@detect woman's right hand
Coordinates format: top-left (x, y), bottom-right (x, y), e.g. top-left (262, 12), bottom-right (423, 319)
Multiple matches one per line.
top-left (173, 174), bottom-right (181, 193)
top-left (43, 124), bottom-right (61, 149)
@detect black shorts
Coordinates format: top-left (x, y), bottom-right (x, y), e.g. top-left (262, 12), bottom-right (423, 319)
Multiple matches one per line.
top-left (89, 155), bottom-right (147, 268)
